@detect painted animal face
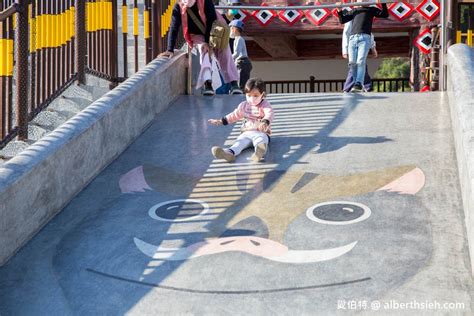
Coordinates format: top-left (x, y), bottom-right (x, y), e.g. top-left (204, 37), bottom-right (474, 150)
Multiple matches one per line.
top-left (53, 165), bottom-right (431, 310)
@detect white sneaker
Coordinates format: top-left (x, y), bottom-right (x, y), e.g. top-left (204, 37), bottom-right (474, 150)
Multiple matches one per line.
top-left (251, 143), bottom-right (267, 162)
top-left (212, 146), bottom-right (235, 163)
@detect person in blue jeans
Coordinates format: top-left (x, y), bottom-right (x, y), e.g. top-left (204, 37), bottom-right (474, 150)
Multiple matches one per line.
top-left (342, 20), bottom-right (377, 92)
top-left (337, 0), bottom-right (388, 92)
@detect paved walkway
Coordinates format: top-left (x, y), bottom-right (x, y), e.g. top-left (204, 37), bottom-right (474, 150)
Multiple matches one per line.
top-left (0, 92), bottom-right (472, 315)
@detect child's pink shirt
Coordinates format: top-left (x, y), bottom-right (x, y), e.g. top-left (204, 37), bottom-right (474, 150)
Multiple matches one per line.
top-left (224, 99), bottom-right (274, 135)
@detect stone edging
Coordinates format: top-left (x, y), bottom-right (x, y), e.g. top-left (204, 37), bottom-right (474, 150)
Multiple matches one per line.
top-left (447, 44), bottom-right (474, 274)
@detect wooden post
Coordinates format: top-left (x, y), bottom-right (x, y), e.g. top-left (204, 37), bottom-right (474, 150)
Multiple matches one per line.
top-left (409, 29), bottom-right (420, 92)
top-left (430, 26), bottom-right (440, 91)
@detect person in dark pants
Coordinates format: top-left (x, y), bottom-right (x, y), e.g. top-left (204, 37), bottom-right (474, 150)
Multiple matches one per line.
top-left (337, 0), bottom-right (388, 92)
top-left (343, 65), bottom-right (372, 92)
top-left (229, 20), bottom-right (253, 90)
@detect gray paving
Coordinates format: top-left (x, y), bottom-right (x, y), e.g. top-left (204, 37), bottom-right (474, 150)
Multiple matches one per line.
top-left (0, 92), bottom-right (472, 315)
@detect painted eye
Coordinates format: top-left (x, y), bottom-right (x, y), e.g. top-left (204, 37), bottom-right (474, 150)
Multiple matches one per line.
top-left (306, 201), bottom-right (371, 225)
top-left (148, 199), bottom-right (209, 222)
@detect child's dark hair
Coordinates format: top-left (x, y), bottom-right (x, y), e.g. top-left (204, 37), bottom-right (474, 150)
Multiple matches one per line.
top-left (244, 78), bottom-right (266, 94)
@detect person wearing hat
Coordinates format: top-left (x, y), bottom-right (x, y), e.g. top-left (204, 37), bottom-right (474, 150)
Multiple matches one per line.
top-left (229, 19), bottom-right (253, 90)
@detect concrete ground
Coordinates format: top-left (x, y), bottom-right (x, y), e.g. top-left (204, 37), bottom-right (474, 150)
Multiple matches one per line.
top-left (0, 92), bottom-right (472, 315)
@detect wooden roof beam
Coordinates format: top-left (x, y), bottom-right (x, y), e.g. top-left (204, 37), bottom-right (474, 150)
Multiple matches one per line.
top-left (246, 36), bottom-right (411, 61)
top-left (252, 35), bottom-right (299, 58)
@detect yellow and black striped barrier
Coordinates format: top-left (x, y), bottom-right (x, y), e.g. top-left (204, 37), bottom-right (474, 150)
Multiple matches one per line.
top-left (0, 6), bottom-right (19, 144)
top-left (161, 2), bottom-right (173, 37)
top-left (29, 0), bottom-right (77, 110)
top-left (86, 0), bottom-right (113, 32)
top-left (0, 39), bottom-right (14, 77)
top-left (122, 4), bottom-right (128, 34)
top-left (33, 6), bottom-right (75, 51)
top-left (85, 0), bottom-right (115, 76)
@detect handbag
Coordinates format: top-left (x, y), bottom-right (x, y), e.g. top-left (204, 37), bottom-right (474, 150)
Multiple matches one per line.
top-left (186, 8), bottom-right (230, 50)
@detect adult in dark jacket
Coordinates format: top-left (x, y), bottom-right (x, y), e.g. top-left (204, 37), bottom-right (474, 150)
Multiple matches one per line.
top-left (159, 0), bottom-right (242, 96)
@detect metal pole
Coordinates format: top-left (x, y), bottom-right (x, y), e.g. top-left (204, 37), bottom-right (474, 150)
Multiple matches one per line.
top-left (439, 0), bottom-right (446, 91)
top-left (111, 0), bottom-right (118, 81)
top-left (30, 1), bottom-right (36, 113)
top-left (75, 0), bottom-right (86, 85)
top-left (152, 0), bottom-right (161, 57)
top-left (144, 0), bottom-right (152, 63)
top-left (187, 45), bottom-right (192, 95)
top-left (446, 0), bottom-right (454, 47)
top-left (133, 0), bottom-right (138, 72)
top-left (15, 0), bottom-right (29, 140)
top-left (215, 0), bottom-right (398, 11)
top-left (122, 0), bottom-right (128, 78)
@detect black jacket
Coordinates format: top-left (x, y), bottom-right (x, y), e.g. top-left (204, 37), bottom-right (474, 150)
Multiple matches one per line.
top-left (167, 0), bottom-right (217, 52)
top-left (338, 4), bottom-right (388, 35)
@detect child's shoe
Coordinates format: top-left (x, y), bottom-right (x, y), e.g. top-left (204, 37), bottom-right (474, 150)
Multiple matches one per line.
top-left (212, 146), bottom-right (235, 163)
top-left (251, 143), bottom-right (267, 162)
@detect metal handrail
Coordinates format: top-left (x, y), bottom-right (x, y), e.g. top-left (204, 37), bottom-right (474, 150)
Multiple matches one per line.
top-left (0, 3), bottom-right (21, 22)
top-left (215, 0), bottom-right (397, 11)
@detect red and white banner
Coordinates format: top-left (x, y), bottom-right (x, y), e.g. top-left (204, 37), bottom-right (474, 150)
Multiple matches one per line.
top-left (416, 0), bottom-right (440, 21)
top-left (306, 5), bottom-right (331, 26)
top-left (389, 1), bottom-right (415, 21)
top-left (414, 28), bottom-right (432, 54)
top-left (232, 9), bottom-right (250, 23)
top-left (278, 6), bottom-right (304, 26)
top-left (252, 4), bottom-right (277, 26)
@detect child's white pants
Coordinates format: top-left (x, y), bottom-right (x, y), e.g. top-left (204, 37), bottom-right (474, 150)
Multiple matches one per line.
top-left (229, 131), bottom-right (269, 156)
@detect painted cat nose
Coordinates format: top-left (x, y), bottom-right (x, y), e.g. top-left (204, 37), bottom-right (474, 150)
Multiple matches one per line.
top-left (219, 239), bottom-right (260, 246)
top-left (220, 216), bottom-right (269, 239)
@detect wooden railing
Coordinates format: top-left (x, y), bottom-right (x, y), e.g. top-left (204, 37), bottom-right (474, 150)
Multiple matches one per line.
top-left (266, 76), bottom-right (411, 93)
top-left (0, 0), bottom-right (180, 149)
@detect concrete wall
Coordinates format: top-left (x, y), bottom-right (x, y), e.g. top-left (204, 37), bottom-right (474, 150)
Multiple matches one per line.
top-left (447, 44), bottom-right (474, 274)
top-left (0, 53), bottom-right (188, 266)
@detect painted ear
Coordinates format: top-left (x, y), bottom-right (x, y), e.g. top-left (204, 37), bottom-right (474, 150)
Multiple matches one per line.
top-left (119, 166), bottom-right (152, 194)
top-left (119, 165), bottom-right (202, 195)
top-left (377, 167), bottom-right (425, 195)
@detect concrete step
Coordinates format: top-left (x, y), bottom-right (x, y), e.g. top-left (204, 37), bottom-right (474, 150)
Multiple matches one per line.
top-left (81, 85), bottom-right (111, 101)
top-left (0, 75), bottom-right (111, 165)
top-left (31, 109), bottom-right (68, 131)
top-left (48, 97), bottom-right (83, 117)
top-left (0, 140), bottom-right (32, 163)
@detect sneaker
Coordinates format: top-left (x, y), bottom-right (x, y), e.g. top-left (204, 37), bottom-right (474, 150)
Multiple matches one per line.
top-left (251, 143), bottom-right (267, 162)
top-left (350, 82), bottom-right (363, 93)
top-left (212, 146), bottom-right (235, 163)
top-left (229, 81), bottom-right (243, 95)
top-left (203, 80), bottom-right (215, 96)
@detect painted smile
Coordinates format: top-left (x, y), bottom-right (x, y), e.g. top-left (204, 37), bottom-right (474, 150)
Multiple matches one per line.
top-left (86, 267), bottom-right (371, 294)
top-left (134, 236), bottom-right (358, 263)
